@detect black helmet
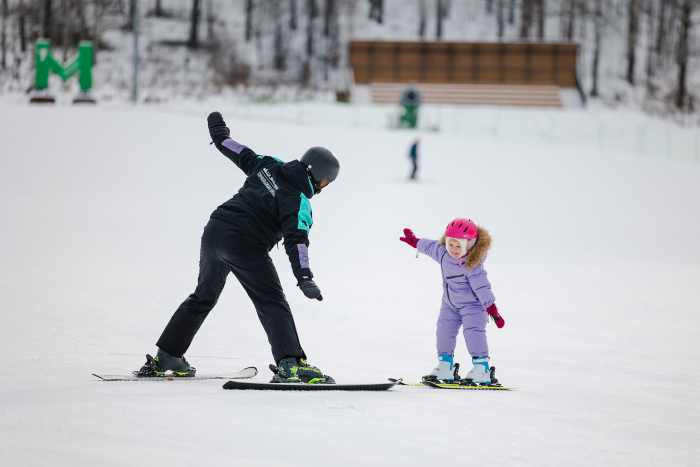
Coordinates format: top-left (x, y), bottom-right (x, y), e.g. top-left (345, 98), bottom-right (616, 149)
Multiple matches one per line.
top-left (401, 87), bottom-right (421, 106)
top-left (300, 147), bottom-right (340, 194)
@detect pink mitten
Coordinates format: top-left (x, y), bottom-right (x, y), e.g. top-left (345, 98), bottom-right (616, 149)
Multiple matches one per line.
top-left (400, 228), bottom-right (420, 248)
top-left (487, 303), bottom-right (505, 329)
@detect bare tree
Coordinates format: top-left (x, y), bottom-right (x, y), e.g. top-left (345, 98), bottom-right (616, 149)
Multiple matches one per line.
top-left (324, 0), bottom-right (340, 80)
top-left (77, 0), bottom-right (87, 39)
top-left (44, 0), bottom-right (53, 40)
top-left (644, 0), bottom-right (656, 93)
top-left (655, 0), bottom-right (668, 59)
top-left (521, 0), bottom-right (533, 39)
top-left (290, 0), bottom-right (297, 29)
top-left (436, 0), bottom-right (447, 39)
top-left (590, 0), bottom-right (603, 96)
top-left (497, 0), bottom-right (505, 39)
top-left (245, 0), bottom-right (253, 42)
top-left (207, 0), bottom-right (214, 44)
top-left (124, 0), bottom-right (133, 31)
top-left (274, 0), bottom-right (285, 70)
top-left (676, 0), bottom-right (694, 108)
top-left (535, 0), bottom-right (545, 40)
top-left (188, 0), bottom-right (200, 48)
top-left (93, 0), bottom-right (104, 63)
top-left (324, 0), bottom-right (334, 36)
top-left (1, 0), bottom-right (6, 70)
top-left (566, 0), bottom-right (575, 40)
top-left (19, 0), bottom-right (26, 53)
top-left (61, 0), bottom-right (70, 61)
top-left (301, 0), bottom-right (318, 85)
top-left (418, 0), bottom-right (426, 38)
top-left (509, 0), bottom-right (515, 24)
top-left (626, 0), bottom-right (639, 84)
top-left (368, 0), bottom-right (382, 24)
top-left (307, 0), bottom-right (317, 55)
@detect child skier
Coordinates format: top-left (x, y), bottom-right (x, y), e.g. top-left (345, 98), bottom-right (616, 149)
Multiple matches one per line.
top-left (400, 218), bottom-right (505, 383)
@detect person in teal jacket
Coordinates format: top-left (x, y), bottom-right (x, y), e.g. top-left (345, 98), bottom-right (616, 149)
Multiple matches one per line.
top-left (136, 112), bottom-right (340, 384)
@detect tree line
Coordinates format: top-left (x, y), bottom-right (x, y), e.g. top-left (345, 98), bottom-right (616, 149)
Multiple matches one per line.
top-left (0, 0), bottom-right (697, 111)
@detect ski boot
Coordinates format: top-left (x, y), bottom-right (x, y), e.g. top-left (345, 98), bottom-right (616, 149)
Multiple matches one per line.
top-left (269, 357), bottom-right (335, 384)
top-left (422, 354), bottom-right (460, 383)
top-left (459, 356), bottom-right (491, 386)
top-left (133, 349), bottom-right (196, 377)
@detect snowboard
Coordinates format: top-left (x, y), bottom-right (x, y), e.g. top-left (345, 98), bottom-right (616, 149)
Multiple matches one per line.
top-left (223, 380), bottom-right (396, 391)
top-left (389, 378), bottom-right (518, 390)
top-left (93, 366), bottom-right (258, 382)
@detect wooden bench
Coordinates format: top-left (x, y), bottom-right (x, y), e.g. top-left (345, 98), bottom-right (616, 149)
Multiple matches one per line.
top-left (370, 83), bottom-right (563, 107)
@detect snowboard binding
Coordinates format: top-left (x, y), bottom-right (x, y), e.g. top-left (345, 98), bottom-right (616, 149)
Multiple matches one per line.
top-left (268, 364), bottom-right (336, 384)
top-left (133, 354), bottom-right (196, 378)
top-left (422, 363), bottom-right (461, 384)
top-left (458, 366), bottom-right (502, 387)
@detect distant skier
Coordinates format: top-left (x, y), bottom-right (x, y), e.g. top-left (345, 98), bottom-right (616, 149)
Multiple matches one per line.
top-left (409, 138), bottom-right (420, 180)
top-left (399, 218), bottom-right (505, 383)
top-left (136, 112), bottom-right (340, 383)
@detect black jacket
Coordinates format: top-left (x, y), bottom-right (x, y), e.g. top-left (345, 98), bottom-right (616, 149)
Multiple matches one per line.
top-left (209, 135), bottom-right (315, 280)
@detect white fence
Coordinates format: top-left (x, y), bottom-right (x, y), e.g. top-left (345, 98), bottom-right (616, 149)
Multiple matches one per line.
top-left (225, 101), bottom-right (700, 163)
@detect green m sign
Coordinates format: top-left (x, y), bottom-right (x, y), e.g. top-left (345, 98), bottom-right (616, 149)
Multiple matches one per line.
top-left (32, 39), bottom-right (94, 103)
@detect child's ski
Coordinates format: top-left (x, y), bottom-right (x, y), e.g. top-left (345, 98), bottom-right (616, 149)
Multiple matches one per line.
top-left (389, 378), bottom-right (517, 390)
top-left (421, 380), bottom-right (518, 390)
top-left (389, 365), bottom-right (518, 390)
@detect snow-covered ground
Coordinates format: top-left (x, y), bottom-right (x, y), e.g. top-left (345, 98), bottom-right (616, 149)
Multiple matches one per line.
top-left (1, 97), bottom-right (699, 466)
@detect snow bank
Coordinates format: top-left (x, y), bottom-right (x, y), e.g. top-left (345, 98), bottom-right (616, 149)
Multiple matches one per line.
top-left (0, 99), bottom-right (698, 466)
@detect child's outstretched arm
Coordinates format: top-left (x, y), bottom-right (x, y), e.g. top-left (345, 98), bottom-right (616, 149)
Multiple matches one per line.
top-left (399, 228), bottom-right (443, 262)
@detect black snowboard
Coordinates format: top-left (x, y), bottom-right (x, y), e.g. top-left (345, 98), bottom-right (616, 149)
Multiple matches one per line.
top-left (223, 380), bottom-right (396, 391)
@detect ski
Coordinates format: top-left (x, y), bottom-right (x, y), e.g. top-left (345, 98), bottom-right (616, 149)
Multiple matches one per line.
top-left (389, 378), bottom-right (517, 390)
top-left (421, 380), bottom-right (518, 390)
top-left (93, 366), bottom-right (258, 382)
top-left (223, 380), bottom-right (396, 391)
top-left (389, 365), bottom-right (518, 390)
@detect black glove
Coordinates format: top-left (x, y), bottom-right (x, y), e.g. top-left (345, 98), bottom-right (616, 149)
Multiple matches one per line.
top-left (298, 276), bottom-right (323, 301)
top-left (207, 111), bottom-right (230, 142)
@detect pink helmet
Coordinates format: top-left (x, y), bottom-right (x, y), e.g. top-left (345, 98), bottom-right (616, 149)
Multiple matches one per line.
top-left (445, 218), bottom-right (478, 253)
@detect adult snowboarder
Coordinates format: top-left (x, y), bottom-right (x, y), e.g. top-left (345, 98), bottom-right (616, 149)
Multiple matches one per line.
top-left (136, 112), bottom-right (340, 383)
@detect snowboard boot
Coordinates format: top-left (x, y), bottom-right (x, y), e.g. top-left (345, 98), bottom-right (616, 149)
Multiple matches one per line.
top-left (464, 356), bottom-right (490, 384)
top-left (133, 349), bottom-right (196, 377)
top-left (269, 357), bottom-right (335, 384)
top-left (423, 354), bottom-right (459, 382)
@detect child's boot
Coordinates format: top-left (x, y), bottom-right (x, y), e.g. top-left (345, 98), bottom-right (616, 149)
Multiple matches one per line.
top-left (465, 356), bottom-right (490, 383)
top-left (424, 354), bottom-right (456, 381)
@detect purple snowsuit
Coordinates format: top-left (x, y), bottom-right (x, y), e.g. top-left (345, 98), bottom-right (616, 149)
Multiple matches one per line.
top-left (417, 239), bottom-right (495, 358)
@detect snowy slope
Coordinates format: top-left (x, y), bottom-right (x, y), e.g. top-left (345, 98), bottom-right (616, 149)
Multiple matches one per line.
top-left (0, 98), bottom-right (699, 466)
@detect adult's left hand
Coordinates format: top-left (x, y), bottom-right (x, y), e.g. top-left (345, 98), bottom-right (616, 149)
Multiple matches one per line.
top-left (298, 277), bottom-right (323, 301)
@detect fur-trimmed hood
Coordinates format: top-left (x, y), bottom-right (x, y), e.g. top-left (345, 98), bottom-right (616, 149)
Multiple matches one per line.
top-left (439, 225), bottom-right (492, 269)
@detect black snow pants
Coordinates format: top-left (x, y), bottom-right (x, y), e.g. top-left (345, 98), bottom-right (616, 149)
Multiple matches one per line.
top-left (156, 218), bottom-right (306, 363)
